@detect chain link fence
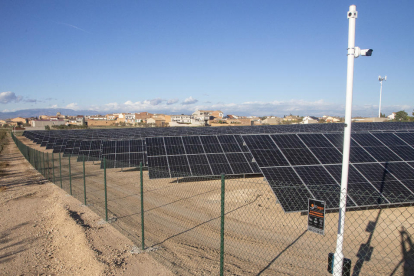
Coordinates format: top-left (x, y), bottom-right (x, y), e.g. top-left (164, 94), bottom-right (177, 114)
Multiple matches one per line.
top-left (11, 132), bottom-right (414, 275)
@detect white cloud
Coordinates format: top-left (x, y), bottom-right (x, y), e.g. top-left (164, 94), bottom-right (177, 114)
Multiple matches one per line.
top-left (182, 96), bottom-right (198, 105)
top-left (66, 103), bottom-right (79, 110)
top-left (0, 91), bottom-right (23, 104)
top-left (167, 98), bottom-right (179, 105)
top-left (150, 98), bottom-right (164, 105)
top-left (2, 109), bottom-right (10, 112)
top-left (51, 104), bottom-right (58, 108)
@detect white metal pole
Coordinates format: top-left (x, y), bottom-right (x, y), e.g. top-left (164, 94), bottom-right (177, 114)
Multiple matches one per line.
top-left (378, 80), bottom-right (383, 118)
top-left (333, 5), bottom-right (356, 276)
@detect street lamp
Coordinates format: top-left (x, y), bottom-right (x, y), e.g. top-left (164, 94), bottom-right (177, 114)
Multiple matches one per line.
top-left (378, 75), bottom-right (387, 118)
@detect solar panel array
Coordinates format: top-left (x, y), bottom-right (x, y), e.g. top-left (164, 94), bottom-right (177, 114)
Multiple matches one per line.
top-left (100, 139), bottom-right (146, 169)
top-left (22, 122), bottom-right (414, 213)
top-left (242, 131), bottom-right (414, 212)
top-left (146, 135), bottom-right (261, 179)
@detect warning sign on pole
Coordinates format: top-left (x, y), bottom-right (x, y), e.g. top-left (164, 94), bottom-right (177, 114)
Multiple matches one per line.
top-left (308, 199), bottom-right (326, 235)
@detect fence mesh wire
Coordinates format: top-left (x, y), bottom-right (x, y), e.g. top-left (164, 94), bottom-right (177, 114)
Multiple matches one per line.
top-left (11, 132), bottom-right (414, 275)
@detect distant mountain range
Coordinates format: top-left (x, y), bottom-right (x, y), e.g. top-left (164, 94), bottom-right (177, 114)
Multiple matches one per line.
top-left (0, 108), bottom-right (100, 120)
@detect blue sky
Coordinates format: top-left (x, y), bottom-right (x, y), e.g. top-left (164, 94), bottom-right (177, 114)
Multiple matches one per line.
top-left (1, 0), bottom-right (413, 117)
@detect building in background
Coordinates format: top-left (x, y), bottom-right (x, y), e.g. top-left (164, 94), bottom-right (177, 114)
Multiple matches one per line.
top-left (31, 119), bottom-right (66, 128)
top-left (302, 116), bottom-right (319, 124)
top-left (262, 116), bottom-right (283, 125)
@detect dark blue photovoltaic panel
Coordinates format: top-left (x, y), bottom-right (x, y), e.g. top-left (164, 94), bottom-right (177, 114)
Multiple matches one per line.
top-left (147, 143), bottom-right (166, 156)
top-left (298, 134), bottom-right (333, 148)
top-left (324, 165), bottom-right (385, 206)
top-left (241, 135), bottom-right (277, 150)
top-left (352, 133), bottom-right (384, 147)
top-left (165, 144), bottom-right (186, 155)
top-left (249, 149), bottom-right (289, 167)
top-left (261, 167), bottom-right (302, 187)
top-left (148, 156), bottom-right (168, 167)
top-left (271, 134), bottom-right (305, 149)
top-left (294, 166), bottom-right (337, 185)
top-left (382, 162), bottom-right (414, 180)
top-left (271, 186), bottom-right (312, 212)
top-left (372, 133), bottom-right (407, 146)
top-left (168, 155), bottom-right (189, 166)
top-left (310, 147), bottom-right (343, 164)
top-left (170, 165), bottom-right (192, 177)
top-left (353, 163), bottom-right (414, 202)
top-left (387, 146), bottom-right (414, 160)
top-left (353, 163), bottom-right (398, 182)
top-left (234, 135), bottom-right (250, 153)
top-left (395, 133), bottom-right (414, 145)
top-left (183, 136), bottom-right (204, 154)
top-left (190, 165), bottom-right (213, 176)
top-left (210, 164), bottom-right (233, 175)
top-left (294, 166), bottom-right (355, 208)
top-left (244, 153), bottom-right (262, 173)
top-left (280, 148), bottom-right (320, 166)
top-left (349, 147), bottom-right (376, 163)
top-left (184, 145), bottom-right (205, 154)
top-left (207, 154), bottom-right (228, 164)
top-left (146, 135), bottom-right (258, 179)
top-left (187, 154), bottom-right (209, 165)
top-left (363, 147), bottom-right (402, 162)
top-left (164, 136), bottom-right (183, 145)
top-left (324, 133), bottom-right (358, 148)
top-left (226, 153), bottom-right (253, 174)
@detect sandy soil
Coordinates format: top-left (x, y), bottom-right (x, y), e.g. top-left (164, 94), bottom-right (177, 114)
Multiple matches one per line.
top-left (0, 134), bottom-right (172, 276)
top-left (10, 134), bottom-right (414, 275)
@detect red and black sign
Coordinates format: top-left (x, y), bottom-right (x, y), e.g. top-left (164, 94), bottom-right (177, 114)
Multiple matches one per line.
top-left (308, 199), bottom-right (325, 235)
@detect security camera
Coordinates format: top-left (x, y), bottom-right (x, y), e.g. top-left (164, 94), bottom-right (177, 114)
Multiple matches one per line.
top-left (361, 49), bottom-right (373, 56)
top-left (354, 47), bottom-right (373, 58)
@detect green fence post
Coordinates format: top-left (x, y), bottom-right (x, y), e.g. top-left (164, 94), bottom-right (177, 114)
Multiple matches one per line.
top-left (59, 152), bottom-right (62, 188)
top-left (104, 157), bottom-right (108, 221)
top-left (52, 152), bottom-right (55, 184)
top-left (40, 151), bottom-right (42, 175)
top-left (220, 173), bottom-right (225, 276)
top-left (46, 152), bottom-right (50, 181)
top-left (42, 152), bottom-right (45, 177)
top-left (140, 162), bottom-right (145, 250)
top-left (83, 155), bottom-right (86, 205)
top-left (69, 154), bottom-right (72, 195)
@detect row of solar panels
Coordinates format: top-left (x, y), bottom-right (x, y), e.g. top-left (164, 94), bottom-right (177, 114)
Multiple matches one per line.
top-left (24, 122), bottom-right (414, 142)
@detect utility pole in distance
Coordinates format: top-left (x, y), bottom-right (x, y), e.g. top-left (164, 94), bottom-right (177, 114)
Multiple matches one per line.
top-left (378, 75), bottom-right (387, 118)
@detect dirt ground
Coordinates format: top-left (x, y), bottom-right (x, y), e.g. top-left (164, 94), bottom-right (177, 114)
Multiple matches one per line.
top-left (7, 134), bottom-right (414, 275)
top-left (0, 134), bottom-right (173, 276)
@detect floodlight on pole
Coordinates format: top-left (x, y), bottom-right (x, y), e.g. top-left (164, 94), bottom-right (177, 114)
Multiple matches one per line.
top-left (333, 5), bottom-right (373, 276)
top-left (378, 75), bottom-right (387, 118)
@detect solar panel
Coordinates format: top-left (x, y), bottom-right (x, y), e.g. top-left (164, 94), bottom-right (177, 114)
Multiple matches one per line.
top-left (101, 139), bottom-right (146, 169)
top-left (146, 135), bottom-right (261, 179)
top-left (243, 131), bottom-right (414, 212)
